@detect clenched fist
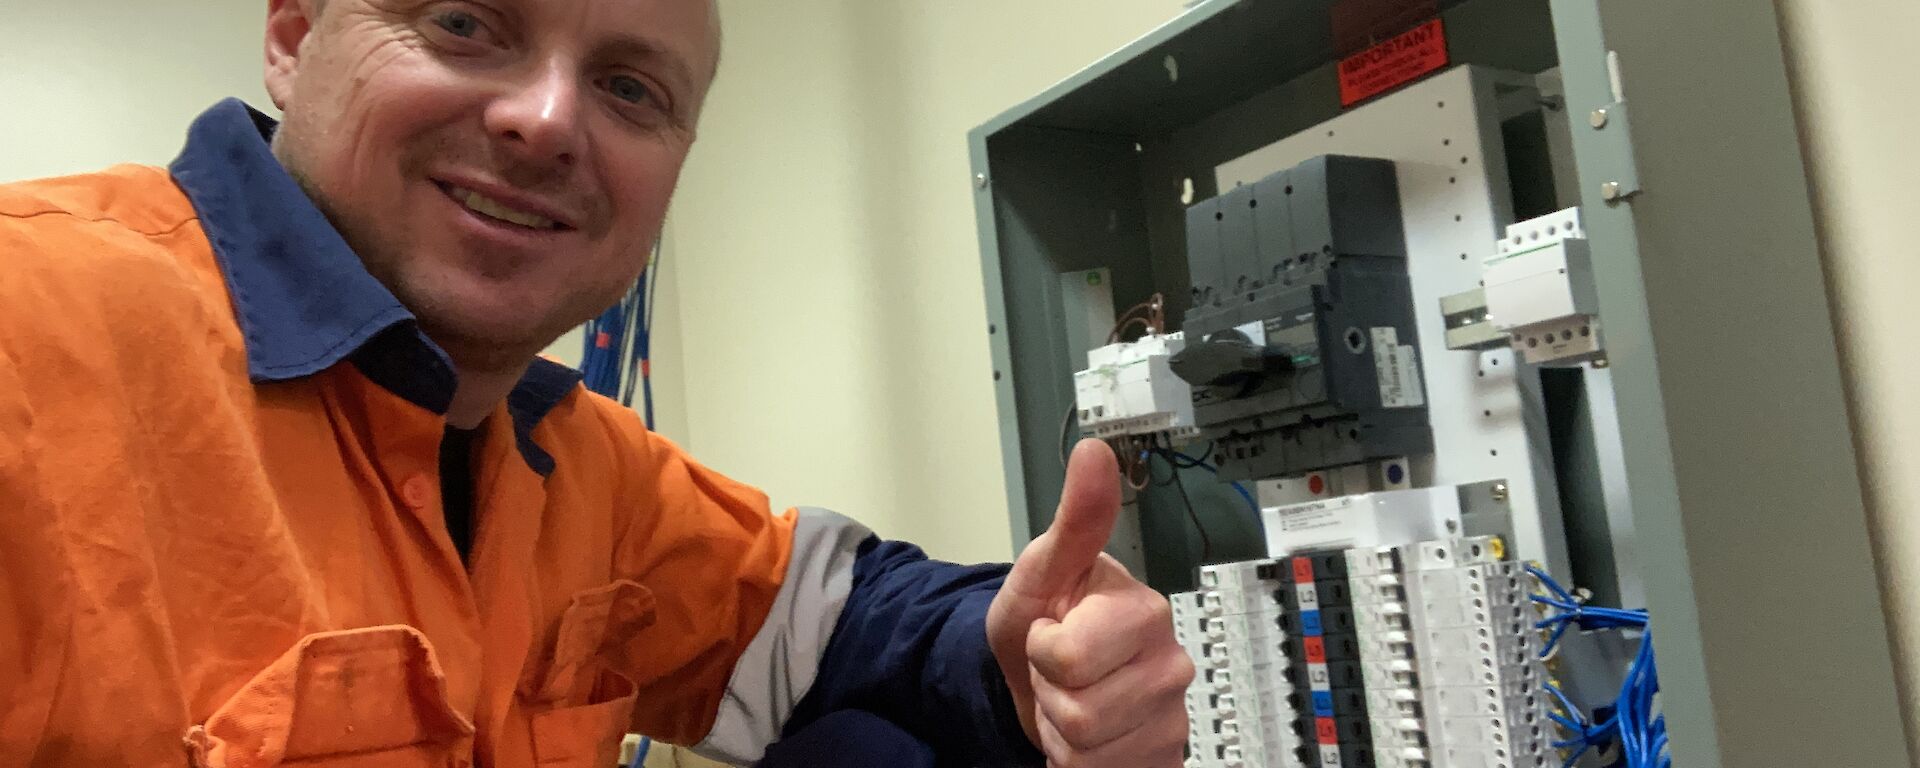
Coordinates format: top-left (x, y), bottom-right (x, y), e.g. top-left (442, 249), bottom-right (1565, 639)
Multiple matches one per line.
top-left (987, 439), bottom-right (1195, 767)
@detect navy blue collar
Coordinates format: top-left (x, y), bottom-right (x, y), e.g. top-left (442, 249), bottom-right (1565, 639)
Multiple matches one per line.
top-left (169, 99), bottom-right (580, 476)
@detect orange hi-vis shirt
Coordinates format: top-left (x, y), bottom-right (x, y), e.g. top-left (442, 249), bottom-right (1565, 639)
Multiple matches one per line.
top-left (0, 101), bottom-right (1038, 768)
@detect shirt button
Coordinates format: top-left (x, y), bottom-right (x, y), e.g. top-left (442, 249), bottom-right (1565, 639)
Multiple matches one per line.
top-left (400, 474), bottom-right (435, 509)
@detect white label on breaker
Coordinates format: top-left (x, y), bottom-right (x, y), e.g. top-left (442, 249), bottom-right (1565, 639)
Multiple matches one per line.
top-left (1371, 327), bottom-right (1426, 408)
top-left (1279, 496), bottom-right (1354, 533)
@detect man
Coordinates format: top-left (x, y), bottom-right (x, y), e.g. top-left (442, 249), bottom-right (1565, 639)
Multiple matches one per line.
top-left (0, 0), bottom-right (1192, 766)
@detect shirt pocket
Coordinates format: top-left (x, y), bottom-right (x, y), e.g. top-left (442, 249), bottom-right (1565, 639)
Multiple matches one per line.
top-left (525, 580), bottom-right (658, 768)
top-left (184, 625), bottom-right (475, 768)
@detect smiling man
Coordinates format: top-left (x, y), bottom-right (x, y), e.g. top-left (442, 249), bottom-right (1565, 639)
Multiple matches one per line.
top-left (0, 1), bottom-right (1191, 767)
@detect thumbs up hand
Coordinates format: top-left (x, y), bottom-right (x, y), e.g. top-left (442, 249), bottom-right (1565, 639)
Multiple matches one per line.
top-left (988, 439), bottom-right (1195, 767)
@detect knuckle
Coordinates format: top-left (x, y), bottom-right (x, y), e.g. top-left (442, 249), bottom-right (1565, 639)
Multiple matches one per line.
top-left (1049, 699), bottom-right (1099, 747)
top-left (1168, 653), bottom-right (1197, 690)
top-left (1146, 594), bottom-right (1174, 624)
top-left (1043, 637), bottom-right (1088, 681)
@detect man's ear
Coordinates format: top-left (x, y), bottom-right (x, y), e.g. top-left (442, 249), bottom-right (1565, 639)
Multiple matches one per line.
top-left (264, 0), bottom-right (318, 110)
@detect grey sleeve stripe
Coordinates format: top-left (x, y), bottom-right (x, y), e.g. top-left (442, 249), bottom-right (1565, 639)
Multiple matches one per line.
top-left (691, 507), bottom-right (871, 765)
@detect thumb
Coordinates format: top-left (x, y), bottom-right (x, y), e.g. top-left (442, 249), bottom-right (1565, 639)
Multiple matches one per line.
top-left (1005, 439), bottom-right (1123, 600)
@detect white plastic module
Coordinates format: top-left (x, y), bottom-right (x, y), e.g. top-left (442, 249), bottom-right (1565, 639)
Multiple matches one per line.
top-left (1404, 537), bottom-right (1553, 768)
top-left (1254, 458), bottom-right (1415, 508)
top-left (1262, 487), bottom-right (1461, 556)
top-left (1347, 545), bottom-right (1430, 768)
top-left (1175, 560), bottom-right (1304, 768)
top-left (1073, 332), bottom-right (1200, 439)
top-left (1483, 208), bottom-right (1602, 366)
top-left (1177, 536), bottom-right (1560, 768)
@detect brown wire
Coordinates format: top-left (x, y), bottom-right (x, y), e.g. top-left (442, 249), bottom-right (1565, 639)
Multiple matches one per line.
top-left (1074, 292), bottom-right (1171, 482)
top-left (1115, 435), bottom-right (1152, 491)
top-left (1108, 316), bottom-right (1152, 345)
top-left (1107, 293), bottom-right (1168, 343)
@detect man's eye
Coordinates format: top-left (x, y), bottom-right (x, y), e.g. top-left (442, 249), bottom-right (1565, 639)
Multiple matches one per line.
top-left (605, 75), bottom-right (654, 106)
top-left (434, 9), bottom-right (483, 38)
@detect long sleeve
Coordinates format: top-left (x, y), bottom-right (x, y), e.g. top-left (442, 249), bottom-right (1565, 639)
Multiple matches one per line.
top-left (778, 538), bottom-right (1043, 766)
top-left (608, 423), bottom-right (1038, 765)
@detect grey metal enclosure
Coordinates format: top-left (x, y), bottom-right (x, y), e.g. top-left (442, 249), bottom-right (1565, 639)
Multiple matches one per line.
top-left (967, 0), bottom-right (1906, 765)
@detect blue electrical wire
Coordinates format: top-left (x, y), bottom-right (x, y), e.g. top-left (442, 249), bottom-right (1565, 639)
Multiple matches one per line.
top-left (583, 240), bottom-right (660, 430)
top-left (1528, 566), bottom-right (1666, 768)
top-left (1157, 447), bottom-right (1261, 524)
top-left (626, 736), bottom-right (651, 768)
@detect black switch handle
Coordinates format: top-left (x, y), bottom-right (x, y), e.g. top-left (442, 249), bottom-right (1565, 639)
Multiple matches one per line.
top-left (1169, 330), bottom-right (1296, 392)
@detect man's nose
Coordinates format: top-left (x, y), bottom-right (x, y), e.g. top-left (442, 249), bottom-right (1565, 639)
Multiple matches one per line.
top-left (484, 59), bottom-right (583, 169)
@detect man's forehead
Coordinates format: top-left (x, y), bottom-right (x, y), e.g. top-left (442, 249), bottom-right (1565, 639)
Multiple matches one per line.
top-left (540, 0), bottom-right (720, 78)
top-left (322, 0), bottom-right (721, 78)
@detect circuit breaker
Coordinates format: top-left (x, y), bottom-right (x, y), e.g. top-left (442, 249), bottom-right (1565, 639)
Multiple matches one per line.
top-left (1177, 536), bottom-right (1552, 768)
top-left (1441, 208), bottom-right (1602, 366)
top-left (1076, 332), bottom-right (1199, 439)
top-left (1172, 155), bottom-right (1431, 482)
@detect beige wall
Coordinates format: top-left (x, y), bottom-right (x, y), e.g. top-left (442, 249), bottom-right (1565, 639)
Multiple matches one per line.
top-left (667, 1), bottom-right (1181, 562)
top-left (1776, 0), bottom-right (1920, 755)
top-left (0, 1), bottom-right (273, 180)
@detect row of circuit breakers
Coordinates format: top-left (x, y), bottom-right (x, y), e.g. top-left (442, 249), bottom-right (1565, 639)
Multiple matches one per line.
top-left (1175, 536), bottom-right (1553, 768)
top-left (1070, 155), bottom-right (1606, 768)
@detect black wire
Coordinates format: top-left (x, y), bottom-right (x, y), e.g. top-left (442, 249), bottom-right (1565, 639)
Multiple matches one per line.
top-left (1179, 440), bottom-right (1215, 468)
top-left (1149, 451), bottom-right (1178, 486)
top-left (1058, 401), bottom-right (1079, 467)
top-left (1163, 450), bottom-right (1214, 563)
top-left (1146, 434), bottom-right (1180, 486)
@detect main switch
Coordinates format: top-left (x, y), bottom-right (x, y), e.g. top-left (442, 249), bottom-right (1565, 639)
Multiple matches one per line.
top-left (1174, 155), bottom-right (1432, 482)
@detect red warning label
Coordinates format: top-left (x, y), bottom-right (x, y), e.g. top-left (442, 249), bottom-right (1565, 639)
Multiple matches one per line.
top-left (1337, 18), bottom-right (1449, 107)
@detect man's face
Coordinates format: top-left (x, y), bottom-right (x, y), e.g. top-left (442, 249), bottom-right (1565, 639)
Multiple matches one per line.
top-left (265, 0), bottom-right (717, 369)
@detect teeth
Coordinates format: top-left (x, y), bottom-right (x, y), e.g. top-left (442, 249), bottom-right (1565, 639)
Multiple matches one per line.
top-left (456, 187), bottom-right (557, 229)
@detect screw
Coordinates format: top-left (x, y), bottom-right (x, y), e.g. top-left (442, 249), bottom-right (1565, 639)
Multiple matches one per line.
top-left (974, 173), bottom-right (989, 189)
top-left (1491, 483), bottom-right (1509, 502)
top-left (1593, 357), bottom-right (1611, 369)
top-left (1601, 181), bottom-right (1622, 201)
top-left (1589, 108), bottom-right (1609, 129)
top-left (1445, 519), bottom-right (1459, 534)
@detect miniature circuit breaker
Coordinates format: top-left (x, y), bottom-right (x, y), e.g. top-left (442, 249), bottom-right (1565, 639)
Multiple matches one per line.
top-left (1075, 332), bottom-right (1200, 440)
top-left (1177, 560), bottom-right (1304, 768)
top-left (1443, 208), bottom-right (1602, 366)
top-left (1404, 539), bottom-right (1554, 768)
top-left (1175, 537), bottom-right (1554, 768)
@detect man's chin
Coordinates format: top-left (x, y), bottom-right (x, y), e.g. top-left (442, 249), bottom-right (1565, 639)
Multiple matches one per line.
top-left (414, 308), bottom-right (561, 373)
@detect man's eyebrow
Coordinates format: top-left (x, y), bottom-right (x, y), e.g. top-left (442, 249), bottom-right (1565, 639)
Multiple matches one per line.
top-left (602, 33), bottom-right (698, 91)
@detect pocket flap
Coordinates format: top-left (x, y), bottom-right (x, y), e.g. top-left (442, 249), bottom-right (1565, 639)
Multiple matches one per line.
top-left (188, 625), bottom-right (475, 768)
top-left (532, 580), bottom-right (657, 705)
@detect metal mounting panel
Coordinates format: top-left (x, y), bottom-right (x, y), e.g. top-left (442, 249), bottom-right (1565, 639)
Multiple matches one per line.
top-left (1214, 67), bottom-right (1573, 580)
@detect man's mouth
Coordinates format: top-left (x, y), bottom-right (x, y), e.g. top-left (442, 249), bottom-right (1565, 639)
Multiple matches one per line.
top-left (438, 182), bottom-right (570, 231)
